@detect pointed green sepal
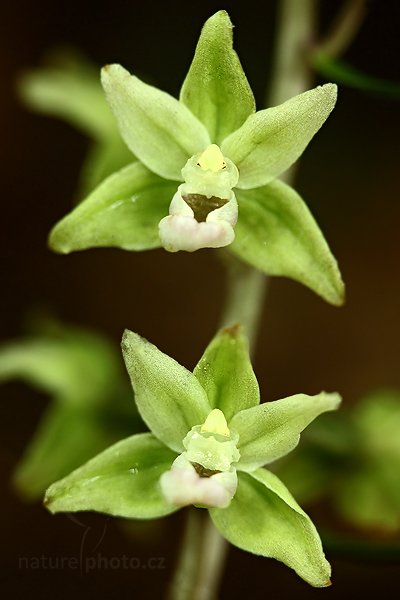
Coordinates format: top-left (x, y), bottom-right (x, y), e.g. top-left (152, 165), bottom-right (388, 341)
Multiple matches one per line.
top-left (231, 392), bottom-right (341, 472)
top-left (101, 64), bottom-right (211, 180)
top-left (122, 330), bottom-right (211, 452)
top-left (180, 10), bottom-right (255, 144)
top-left (222, 84), bottom-right (337, 189)
top-left (193, 325), bottom-right (259, 421)
top-left (231, 180), bottom-right (345, 306)
top-left (44, 433), bottom-right (178, 519)
top-left (210, 469), bottom-right (332, 587)
top-left (49, 162), bottom-right (177, 253)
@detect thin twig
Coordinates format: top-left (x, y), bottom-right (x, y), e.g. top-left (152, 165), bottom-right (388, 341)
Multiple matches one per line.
top-left (315, 0), bottom-right (367, 59)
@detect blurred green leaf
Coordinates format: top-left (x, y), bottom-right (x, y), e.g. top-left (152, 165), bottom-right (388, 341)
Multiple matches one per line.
top-left (0, 325), bottom-right (123, 409)
top-left (333, 390), bottom-right (400, 533)
top-left (19, 54), bottom-right (114, 139)
top-left (312, 53), bottom-right (400, 99)
top-left (335, 457), bottom-right (400, 533)
top-left (353, 390), bottom-right (400, 457)
top-left (13, 404), bottom-right (118, 501)
top-left (18, 49), bottom-right (133, 195)
top-left (1, 320), bottom-right (143, 500)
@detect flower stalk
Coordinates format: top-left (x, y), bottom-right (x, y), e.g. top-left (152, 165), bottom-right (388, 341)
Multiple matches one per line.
top-left (169, 2), bottom-right (322, 598)
top-left (36, 5), bottom-right (347, 598)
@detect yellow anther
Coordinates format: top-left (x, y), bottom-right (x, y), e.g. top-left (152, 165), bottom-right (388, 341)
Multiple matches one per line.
top-left (198, 144), bottom-right (226, 172)
top-left (201, 409), bottom-right (230, 437)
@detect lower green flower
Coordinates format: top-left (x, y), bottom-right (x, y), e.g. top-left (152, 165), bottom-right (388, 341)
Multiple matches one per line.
top-left (44, 326), bottom-right (341, 587)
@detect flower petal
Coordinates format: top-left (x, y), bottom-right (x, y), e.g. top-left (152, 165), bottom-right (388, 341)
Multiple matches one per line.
top-left (222, 84), bottom-right (337, 189)
top-left (49, 162), bottom-right (177, 254)
top-left (159, 215), bottom-right (235, 253)
top-left (180, 11), bottom-right (255, 144)
top-left (101, 64), bottom-right (211, 180)
top-left (232, 180), bottom-right (345, 306)
top-left (210, 469), bottom-right (332, 587)
top-left (121, 330), bottom-right (211, 452)
top-left (44, 433), bottom-right (178, 519)
top-left (230, 392), bottom-right (341, 472)
top-left (193, 325), bottom-right (260, 421)
top-left (158, 188), bottom-right (238, 252)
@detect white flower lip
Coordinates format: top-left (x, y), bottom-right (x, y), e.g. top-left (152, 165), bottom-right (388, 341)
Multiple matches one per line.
top-left (158, 188), bottom-right (238, 253)
top-left (160, 455), bottom-right (238, 509)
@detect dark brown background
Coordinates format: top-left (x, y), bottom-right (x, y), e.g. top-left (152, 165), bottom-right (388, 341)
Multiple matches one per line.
top-left (1, 0), bottom-right (400, 598)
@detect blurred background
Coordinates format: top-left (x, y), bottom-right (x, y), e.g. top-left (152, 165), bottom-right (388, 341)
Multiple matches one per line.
top-left (1, 0), bottom-right (400, 597)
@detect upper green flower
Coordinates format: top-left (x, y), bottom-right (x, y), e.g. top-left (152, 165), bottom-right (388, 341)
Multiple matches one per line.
top-left (48, 11), bottom-right (344, 306)
top-left (44, 325), bottom-right (341, 587)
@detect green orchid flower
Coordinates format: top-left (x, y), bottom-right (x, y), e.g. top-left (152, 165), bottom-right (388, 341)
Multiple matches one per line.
top-left (48, 11), bottom-right (344, 306)
top-left (45, 325), bottom-right (341, 587)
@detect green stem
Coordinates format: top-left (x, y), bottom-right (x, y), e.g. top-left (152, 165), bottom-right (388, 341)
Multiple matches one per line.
top-left (167, 510), bottom-right (203, 600)
top-left (268, 0), bottom-right (317, 107)
top-left (168, 2), bottom-right (318, 598)
top-left (167, 510), bottom-right (227, 600)
top-left (220, 255), bottom-right (267, 354)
